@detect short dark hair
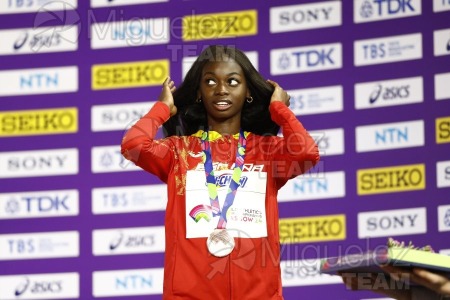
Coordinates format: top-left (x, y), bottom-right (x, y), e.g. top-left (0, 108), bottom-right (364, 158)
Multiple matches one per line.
top-left (162, 45), bottom-right (280, 137)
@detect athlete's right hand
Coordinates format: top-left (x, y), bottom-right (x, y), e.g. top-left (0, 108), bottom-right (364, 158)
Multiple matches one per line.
top-left (159, 77), bottom-right (177, 117)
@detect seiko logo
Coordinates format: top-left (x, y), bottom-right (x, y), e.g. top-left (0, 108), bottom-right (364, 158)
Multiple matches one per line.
top-left (369, 84), bottom-right (410, 103)
top-left (94, 63), bottom-right (166, 86)
top-left (437, 117), bottom-right (450, 142)
top-left (92, 60), bottom-right (168, 90)
top-left (109, 232), bottom-right (155, 250)
top-left (360, 167), bottom-right (422, 190)
top-left (15, 277), bottom-right (63, 296)
top-left (279, 215), bottom-right (346, 243)
top-left (183, 10), bottom-right (257, 41)
top-left (1, 109), bottom-right (77, 134)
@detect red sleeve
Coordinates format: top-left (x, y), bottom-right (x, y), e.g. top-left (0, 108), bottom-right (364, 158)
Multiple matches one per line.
top-left (268, 101), bottom-right (320, 189)
top-left (120, 102), bottom-right (174, 183)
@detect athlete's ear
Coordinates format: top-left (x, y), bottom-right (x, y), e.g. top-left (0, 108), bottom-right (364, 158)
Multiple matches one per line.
top-left (246, 88), bottom-right (251, 99)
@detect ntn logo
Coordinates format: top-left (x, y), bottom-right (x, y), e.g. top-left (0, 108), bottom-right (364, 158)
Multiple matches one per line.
top-left (375, 127), bottom-right (408, 143)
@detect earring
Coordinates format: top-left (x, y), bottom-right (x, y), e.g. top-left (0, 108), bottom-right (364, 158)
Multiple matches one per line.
top-left (246, 96), bottom-right (253, 103)
top-left (196, 97), bottom-right (202, 103)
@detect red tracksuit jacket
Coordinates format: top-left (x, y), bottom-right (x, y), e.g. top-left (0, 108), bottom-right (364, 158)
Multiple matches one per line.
top-left (121, 101), bottom-right (319, 299)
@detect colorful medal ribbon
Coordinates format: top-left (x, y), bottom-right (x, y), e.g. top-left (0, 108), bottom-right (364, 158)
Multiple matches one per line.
top-left (201, 129), bottom-right (247, 229)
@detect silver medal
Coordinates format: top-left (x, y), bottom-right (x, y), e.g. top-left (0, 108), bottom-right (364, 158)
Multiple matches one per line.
top-left (206, 229), bottom-right (235, 257)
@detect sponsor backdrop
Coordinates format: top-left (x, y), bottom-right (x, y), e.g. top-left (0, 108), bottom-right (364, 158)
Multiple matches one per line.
top-left (0, 0), bottom-right (449, 299)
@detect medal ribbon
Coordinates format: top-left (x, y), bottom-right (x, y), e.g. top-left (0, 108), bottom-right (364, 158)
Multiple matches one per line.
top-left (201, 129), bottom-right (247, 229)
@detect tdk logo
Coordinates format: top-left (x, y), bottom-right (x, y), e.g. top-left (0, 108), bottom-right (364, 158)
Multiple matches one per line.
top-left (355, 0), bottom-right (421, 23)
top-left (215, 174), bottom-right (248, 188)
top-left (0, 190), bottom-right (79, 219)
top-left (8, 195), bottom-right (69, 213)
top-left (31, 195), bottom-right (69, 212)
top-left (281, 49), bottom-right (335, 69)
top-left (271, 43), bottom-right (342, 75)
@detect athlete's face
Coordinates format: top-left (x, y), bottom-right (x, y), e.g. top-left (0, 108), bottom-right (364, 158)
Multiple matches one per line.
top-left (198, 58), bottom-right (250, 128)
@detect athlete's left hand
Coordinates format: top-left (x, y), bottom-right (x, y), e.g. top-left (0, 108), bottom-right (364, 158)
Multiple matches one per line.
top-left (267, 79), bottom-right (291, 107)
